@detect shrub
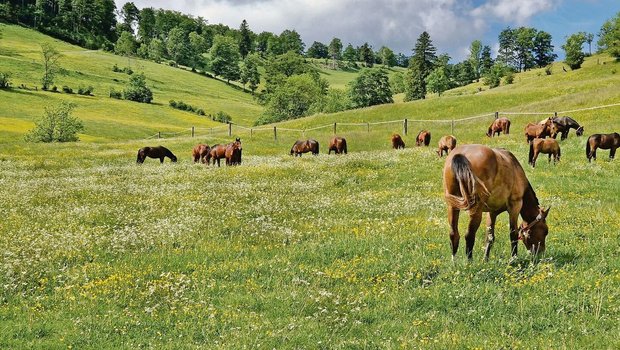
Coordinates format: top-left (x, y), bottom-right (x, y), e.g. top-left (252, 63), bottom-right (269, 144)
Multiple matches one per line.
top-left (0, 72), bottom-right (12, 89)
top-left (109, 88), bottom-right (122, 99)
top-left (169, 100), bottom-right (177, 108)
top-left (123, 73), bottom-right (153, 103)
top-left (25, 102), bottom-right (84, 143)
top-left (51, 85), bottom-right (58, 92)
top-left (196, 109), bottom-right (205, 116)
top-left (504, 71), bottom-right (515, 84)
top-left (214, 111), bottom-right (232, 123)
top-left (169, 100), bottom-right (205, 116)
top-left (62, 85), bottom-right (73, 93)
top-left (77, 86), bottom-right (94, 96)
top-left (112, 64), bottom-right (120, 72)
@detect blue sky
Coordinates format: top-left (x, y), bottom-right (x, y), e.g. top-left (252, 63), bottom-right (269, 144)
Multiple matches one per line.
top-left (116, 0), bottom-right (619, 61)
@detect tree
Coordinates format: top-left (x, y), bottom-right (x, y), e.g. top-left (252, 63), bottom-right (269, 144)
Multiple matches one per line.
top-left (238, 19), bottom-right (252, 59)
top-left (358, 43), bottom-right (374, 67)
top-left (533, 30), bottom-right (557, 68)
top-left (323, 88), bottom-right (350, 113)
top-left (263, 51), bottom-right (314, 93)
top-left (240, 53), bottom-right (261, 93)
top-left (480, 45), bottom-right (494, 75)
top-left (166, 27), bottom-right (190, 66)
top-left (306, 41), bottom-right (328, 59)
top-left (115, 30), bottom-right (137, 58)
top-left (514, 27), bottom-right (537, 71)
top-left (348, 68), bottom-right (393, 108)
top-left (562, 32), bottom-right (586, 69)
top-left (188, 31), bottom-right (207, 69)
top-left (118, 2), bottom-right (139, 34)
top-left (597, 12), bottom-right (620, 59)
top-left (147, 38), bottom-right (165, 62)
top-left (378, 46), bottom-right (396, 67)
top-left (25, 102), bottom-right (84, 143)
top-left (328, 37), bottom-right (343, 68)
top-left (259, 73), bottom-right (325, 124)
top-left (123, 73), bottom-right (153, 103)
top-left (468, 40), bottom-right (482, 80)
top-left (279, 29), bottom-right (305, 55)
top-left (255, 31), bottom-right (273, 56)
top-left (343, 44), bottom-right (357, 65)
top-left (425, 67), bottom-right (450, 96)
top-left (483, 63), bottom-right (506, 88)
top-left (389, 71), bottom-right (405, 94)
top-left (210, 35), bottom-right (241, 83)
top-left (138, 7), bottom-right (156, 44)
top-left (404, 31), bottom-right (437, 101)
top-left (497, 27), bottom-right (517, 68)
top-left (454, 60), bottom-right (475, 86)
top-left (41, 43), bottom-right (62, 90)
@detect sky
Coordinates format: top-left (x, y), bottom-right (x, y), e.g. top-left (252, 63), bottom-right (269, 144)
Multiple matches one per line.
top-left (114, 0), bottom-right (619, 61)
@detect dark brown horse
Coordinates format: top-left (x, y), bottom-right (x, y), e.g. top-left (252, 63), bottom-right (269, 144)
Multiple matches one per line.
top-left (225, 138), bottom-right (242, 165)
top-left (524, 118), bottom-right (553, 143)
top-left (443, 144), bottom-right (550, 260)
top-left (328, 136), bottom-right (347, 154)
top-left (586, 132), bottom-right (620, 162)
top-left (137, 146), bottom-right (177, 164)
top-left (391, 134), bottom-right (405, 149)
top-left (549, 116), bottom-right (584, 140)
top-left (209, 144), bottom-right (227, 167)
top-left (437, 135), bottom-right (457, 157)
top-left (486, 117), bottom-right (511, 137)
top-left (290, 139), bottom-right (319, 157)
top-left (528, 138), bottom-right (560, 167)
top-left (192, 144), bottom-right (211, 164)
top-left (416, 130), bottom-right (431, 146)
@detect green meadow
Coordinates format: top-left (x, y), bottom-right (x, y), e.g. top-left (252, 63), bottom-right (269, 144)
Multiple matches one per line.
top-left (1, 24), bottom-right (620, 348)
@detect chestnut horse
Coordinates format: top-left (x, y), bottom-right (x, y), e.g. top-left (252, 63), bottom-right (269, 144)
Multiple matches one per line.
top-left (524, 118), bottom-right (553, 143)
top-left (486, 117), bottom-right (511, 137)
top-left (416, 130), bottom-right (431, 146)
top-left (225, 138), bottom-right (242, 165)
top-left (391, 134), bottom-right (405, 149)
top-left (209, 144), bottom-right (227, 167)
top-left (192, 144), bottom-right (211, 164)
top-left (137, 146), bottom-right (177, 164)
top-left (549, 116), bottom-right (584, 140)
top-left (443, 144), bottom-right (550, 260)
top-left (290, 139), bottom-right (319, 156)
top-left (328, 136), bottom-right (347, 154)
top-left (528, 138), bottom-right (560, 167)
top-left (586, 132), bottom-right (620, 162)
top-left (437, 135), bottom-right (457, 157)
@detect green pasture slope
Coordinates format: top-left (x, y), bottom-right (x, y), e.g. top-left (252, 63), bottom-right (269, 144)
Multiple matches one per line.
top-left (1, 24), bottom-right (620, 348)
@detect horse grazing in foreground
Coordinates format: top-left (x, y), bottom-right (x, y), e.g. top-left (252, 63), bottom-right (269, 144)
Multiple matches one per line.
top-left (391, 134), bottom-right (405, 149)
top-left (416, 130), bottom-right (431, 146)
top-left (528, 138), bottom-right (560, 167)
top-left (524, 118), bottom-right (553, 143)
top-left (486, 117), bottom-right (511, 137)
top-left (437, 135), bottom-right (457, 157)
top-left (328, 136), bottom-right (347, 154)
top-left (443, 144), bottom-right (550, 260)
top-left (225, 138), bottom-right (242, 166)
top-left (586, 132), bottom-right (620, 162)
top-left (137, 146), bottom-right (177, 164)
top-left (290, 139), bottom-right (319, 156)
top-left (192, 144), bottom-right (211, 164)
top-left (549, 116), bottom-right (584, 140)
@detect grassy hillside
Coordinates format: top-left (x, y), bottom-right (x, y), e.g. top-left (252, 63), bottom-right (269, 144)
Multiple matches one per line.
top-left (0, 24), bottom-right (263, 141)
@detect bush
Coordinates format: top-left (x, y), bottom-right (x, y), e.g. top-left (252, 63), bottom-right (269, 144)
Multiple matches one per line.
top-left (62, 85), bottom-right (73, 93)
top-left (109, 88), bottom-right (122, 99)
top-left (169, 99), bottom-right (205, 116)
top-left (169, 100), bottom-right (177, 108)
top-left (504, 71), bottom-right (515, 84)
top-left (0, 72), bottom-right (12, 89)
top-left (24, 102), bottom-right (84, 143)
top-left (123, 73), bottom-right (153, 103)
top-left (51, 85), bottom-right (58, 92)
top-left (112, 64), bottom-right (120, 72)
top-left (196, 109), bottom-right (205, 116)
top-left (77, 86), bottom-right (94, 96)
top-left (214, 111), bottom-right (232, 123)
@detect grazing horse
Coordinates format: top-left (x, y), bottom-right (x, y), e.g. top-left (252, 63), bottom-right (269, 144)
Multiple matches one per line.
top-left (290, 139), bottom-right (319, 157)
top-left (192, 144), bottom-right (211, 164)
top-left (209, 144), bottom-right (228, 167)
top-left (391, 134), bottom-right (405, 149)
top-left (225, 138), bottom-right (242, 166)
top-left (437, 135), bottom-right (457, 157)
top-left (524, 118), bottom-right (553, 143)
top-left (328, 136), bottom-right (348, 154)
top-left (486, 117), bottom-right (511, 137)
top-left (528, 138), bottom-right (561, 167)
top-left (586, 132), bottom-right (620, 162)
top-left (549, 116), bottom-right (584, 140)
top-left (416, 130), bottom-right (431, 146)
top-left (443, 144), bottom-right (550, 260)
top-left (137, 146), bottom-right (177, 164)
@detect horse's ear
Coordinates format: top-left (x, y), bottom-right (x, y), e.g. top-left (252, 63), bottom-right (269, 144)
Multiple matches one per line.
top-left (538, 205), bottom-right (551, 219)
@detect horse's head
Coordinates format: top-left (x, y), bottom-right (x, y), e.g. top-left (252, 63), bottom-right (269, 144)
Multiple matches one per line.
top-left (576, 126), bottom-right (584, 136)
top-left (519, 206), bottom-right (550, 255)
top-left (234, 138), bottom-right (242, 151)
top-left (171, 154), bottom-right (178, 162)
top-left (550, 122), bottom-right (560, 138)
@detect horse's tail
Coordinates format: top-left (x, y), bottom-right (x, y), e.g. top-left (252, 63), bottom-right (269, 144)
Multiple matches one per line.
top-left (342, 139), bottom-right (347, 154)
top-left (506, 120), bottom-right (511, 134)
top-left (586, 137), bottom-right (592, 159)
top-left (528, 141), bottom-right (534, 165)
top-left (445, 154), bottom-right (489, 210)
top-left (486, 125), bottom-right (492, 137)
top-left (136, 149), bottom-right (143, 164)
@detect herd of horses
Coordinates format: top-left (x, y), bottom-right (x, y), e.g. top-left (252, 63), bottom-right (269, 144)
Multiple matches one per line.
top-left (135, 115), bottom-right (617, 261)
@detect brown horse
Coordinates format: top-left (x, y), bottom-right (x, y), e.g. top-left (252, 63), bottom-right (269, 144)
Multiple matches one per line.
top-left (391, 134), bottom-right (405, 149)
top-left (437, 135), bottom-right (457, 157)
top-left (486, 117), bottom-right (511, 137)
top-left (290, 139), bottom-right (319, 157)
top-left (209, 144), bottom-right (228, 167)
top-left (586, 132), bottom-right (620, 162)
top-left (524, 118), bottom-right (553, 143)
top-left (137, 146), bottom-right (177, 164)
top-left (416, 130), bottom-right (431, 146)
top-left (328, 136), bottom-right (348, 154)
top-left (528, 138), bottom-right (560, 167)
top-left (549, 116), bottom-right (584, 140)
top-left (225, 138), bottom-right (242, 165)
top-left (192, 144), bottom-right (211, 164)
top-left (443, 144), bottom-right (550, 260)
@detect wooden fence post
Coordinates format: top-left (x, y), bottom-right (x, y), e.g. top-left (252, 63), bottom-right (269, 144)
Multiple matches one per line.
top-left (274, 126), bottom-right (277, 141)
top-left (250, 128), bottom-right (253, 138)
top-left (191, 126), bottom-right (194, 138)
top-left (404, 118), bottom-right (408, 135)
top-left (451, 119), bottom-right (455, 135)
top-left (228, 123), bottom-right (232, 136)
top-left (495, 111), bottom-right (499, 119)
top-left (158, 131), bottom-right (161, 139)
top-left (554, 111), bottom-right (558, 117)
top-left (367, 122), bottom-right (370, 133)
top-left (333, 122), bottom-right (337, 135)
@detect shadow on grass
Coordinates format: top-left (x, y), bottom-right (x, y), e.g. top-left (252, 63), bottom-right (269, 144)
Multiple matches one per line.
top-left (1, 87), bottom-right (47, 98)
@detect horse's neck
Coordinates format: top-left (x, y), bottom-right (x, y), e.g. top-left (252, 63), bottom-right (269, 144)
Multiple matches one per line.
top-left (520, 183), bottom-right (540, 223)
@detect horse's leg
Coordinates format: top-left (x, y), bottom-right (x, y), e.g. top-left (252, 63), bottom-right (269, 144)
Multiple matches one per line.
top-left (448, 207), bottom-right (460, 261)
top-left (484, 212), bottom-right (499, 261)
top-left (465, 210), bottom-right (482, 261)
top-left (507, 203), bottom-right (522, 258)
top-left (610, 146), bottom-right (617, 160)
top-left (532, 150), bottom-right (538, 167)
top-left (160, 157), bottom-right (164, 164)
top-left (548, 153), bottom-right (552, 163)
top-left (592, 146), bottom-right (597, 161)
